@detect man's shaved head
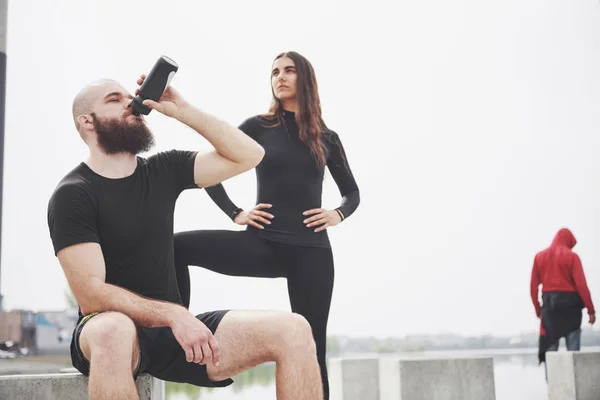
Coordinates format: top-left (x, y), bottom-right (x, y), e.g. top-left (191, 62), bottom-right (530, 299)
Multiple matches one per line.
top-left (72, 79), bottom-right (121, 133)
top-left (71, 78), bottom-right (154, 155)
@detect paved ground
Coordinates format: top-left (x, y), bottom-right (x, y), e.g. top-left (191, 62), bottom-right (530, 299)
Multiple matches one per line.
top-left (0, 355), bottom-right (72, 375)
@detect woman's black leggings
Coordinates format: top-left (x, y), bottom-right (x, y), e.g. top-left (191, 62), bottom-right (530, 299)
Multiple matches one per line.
top-left (174, 229), bottom-right (334, 399)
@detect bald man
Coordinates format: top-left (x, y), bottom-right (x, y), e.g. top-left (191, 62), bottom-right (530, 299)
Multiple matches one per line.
top-left (47, 75), bottom-right (323, 400)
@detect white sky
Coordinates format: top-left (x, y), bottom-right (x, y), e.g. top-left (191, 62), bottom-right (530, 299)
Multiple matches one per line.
top-left (2, 0), bottom-right (600, 338)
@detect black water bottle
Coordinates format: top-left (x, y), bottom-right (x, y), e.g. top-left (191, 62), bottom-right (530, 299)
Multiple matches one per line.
top-left (130, 56), bottom-right (179, 116)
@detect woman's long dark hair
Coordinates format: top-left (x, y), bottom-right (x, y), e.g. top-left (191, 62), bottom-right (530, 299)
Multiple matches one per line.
top-left (262, 51), bottom-right (329, 169)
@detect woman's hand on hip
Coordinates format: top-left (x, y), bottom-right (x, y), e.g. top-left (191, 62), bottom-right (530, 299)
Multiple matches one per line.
top-left (303, 208), bottom-right (343, 233)
top-left (234, 203), bottom-right (274, 229)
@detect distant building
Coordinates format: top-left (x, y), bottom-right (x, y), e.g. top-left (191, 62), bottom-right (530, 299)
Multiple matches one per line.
top-left (35, 309), bottom-right (78, 355)
top-left (0, 308), bottom-right (78, 355)
top-left (0, 310), bottom-right (36, 349)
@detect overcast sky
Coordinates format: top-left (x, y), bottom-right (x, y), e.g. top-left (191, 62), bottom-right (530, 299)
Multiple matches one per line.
top-left (2, 0), bottom-right (600, 338)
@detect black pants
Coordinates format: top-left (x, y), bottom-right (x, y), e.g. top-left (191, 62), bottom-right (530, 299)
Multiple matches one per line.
top-left (538, 291), bottom-right (584, 364)
top-left (174, 229), bottom-right (334, 399)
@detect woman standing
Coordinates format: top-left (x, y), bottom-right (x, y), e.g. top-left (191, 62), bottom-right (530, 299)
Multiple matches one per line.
top-left (174, 51), bottom-right (360, 398)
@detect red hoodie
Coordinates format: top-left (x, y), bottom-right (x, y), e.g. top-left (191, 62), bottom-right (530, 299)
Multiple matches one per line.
top-left (530, 228), bottom-right (595, 317)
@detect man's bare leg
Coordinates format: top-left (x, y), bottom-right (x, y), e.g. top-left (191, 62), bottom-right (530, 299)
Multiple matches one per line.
top-left (79, 312), bottom-right (141, 400)
top-left (207, 310), bottom-right (323, 400)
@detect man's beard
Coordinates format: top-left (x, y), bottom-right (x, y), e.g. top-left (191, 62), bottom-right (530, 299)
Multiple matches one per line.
top-left (92, 112), bottom-right (155, 155)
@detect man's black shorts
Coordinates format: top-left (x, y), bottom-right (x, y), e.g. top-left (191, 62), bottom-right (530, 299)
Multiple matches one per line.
top-left (70, 310), bottom-right (233, 388)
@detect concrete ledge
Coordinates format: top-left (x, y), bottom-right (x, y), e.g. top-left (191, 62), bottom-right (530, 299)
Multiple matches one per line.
top-left (330, 356), bottom-right (495, 400)
top-left (330, 358), bottom-right (380, 400)
top-left (0, 372), bottom-right (164, 400)
top-left (391, 356), bottom-right (496, 400)
top-left (547, 351), bottom-right (600, 400)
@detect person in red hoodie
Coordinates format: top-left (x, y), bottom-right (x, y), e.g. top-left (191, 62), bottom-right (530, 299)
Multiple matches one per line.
top-left (530, 228), bottom-right (596, 378)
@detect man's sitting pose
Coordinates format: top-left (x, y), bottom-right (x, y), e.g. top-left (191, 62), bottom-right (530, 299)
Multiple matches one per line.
top-left (47, 73), bottom-right (323, 400)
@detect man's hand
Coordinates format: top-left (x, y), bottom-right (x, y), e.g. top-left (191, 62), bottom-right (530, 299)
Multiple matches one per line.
top-left (303, 208), bottom-right (343, 233)
top-left (135, 74), bottom-right (189, 118)
top-left (170, 309), bottom-right (221, 366)
top-left (234, 203), bottom-right (274, 229)
top-left (590, 313), bottom-right (596, 325)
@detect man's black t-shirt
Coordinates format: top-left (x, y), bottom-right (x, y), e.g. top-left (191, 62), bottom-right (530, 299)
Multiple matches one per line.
top-left (47, 150), bottom-right (198, 306)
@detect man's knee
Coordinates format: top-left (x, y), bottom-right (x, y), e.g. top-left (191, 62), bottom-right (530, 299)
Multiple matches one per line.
top-left (80, 312), bottom-right (138, 359)
top-left (274, 313), bottom-right (316, 356)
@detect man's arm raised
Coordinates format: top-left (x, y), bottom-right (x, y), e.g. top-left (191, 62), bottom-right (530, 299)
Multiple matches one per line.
top-left (179, 105), bottom-right (264, 188)
top-left (58, 242), bottom-right (220, 365)
top-left (137, 75), bottom-right (264, 188)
